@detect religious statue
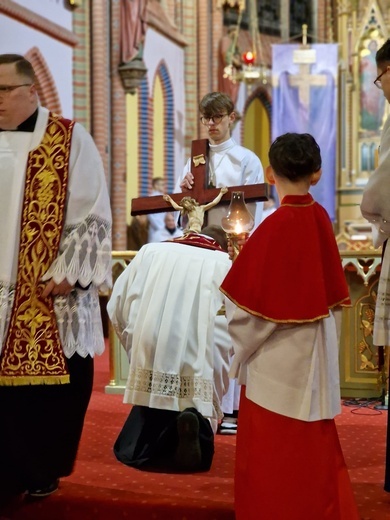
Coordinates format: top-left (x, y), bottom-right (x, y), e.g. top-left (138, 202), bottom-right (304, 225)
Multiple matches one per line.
top-left (120, 0), bottom-right (147, 63)
top-left (163, 187), bottom-right (228, 234)
top-left (218, 25), bottom-right (242, 104)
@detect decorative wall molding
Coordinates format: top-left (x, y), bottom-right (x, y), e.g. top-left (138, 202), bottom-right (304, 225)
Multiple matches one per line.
top-left (25, 46), bottom-right (62, 115)
top-left (0, 0), bottom-right (78, 46)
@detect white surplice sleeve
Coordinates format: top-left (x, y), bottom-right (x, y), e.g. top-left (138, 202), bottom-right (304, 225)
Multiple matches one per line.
top-left (41, 123), bottom-right (112, 290)
top-left (225, 303), bottom-right (277, 381)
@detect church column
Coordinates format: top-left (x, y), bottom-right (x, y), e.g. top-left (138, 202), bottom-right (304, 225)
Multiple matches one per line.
top-left (109, 0), bottom-right (128, 250)
top-left (198, 0), bottom-right (224, 140)
top-left (336, 0), bottom-right (351, 230)
top-left (198, 0), bottom-right (211, 142)
top-left (90, 0), bottom-right (110, 182)
top-left (280, 0), bottom-right (289, 42)
top-left (211, 2), bottom-right (223, 95)
top-left (182, 2), bottom-right (199, 157)
top-left (350, 2), bottom-right (359, 187)
top-left (72, 2), bottom-right (91, 132)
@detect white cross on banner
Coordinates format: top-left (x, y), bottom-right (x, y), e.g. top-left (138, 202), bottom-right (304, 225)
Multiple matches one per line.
top-left (271, 43), bottom-right (338, 221)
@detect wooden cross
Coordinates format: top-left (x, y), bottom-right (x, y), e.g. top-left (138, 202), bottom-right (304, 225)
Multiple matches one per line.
top-left (131, 138), bottom-right (269, 216)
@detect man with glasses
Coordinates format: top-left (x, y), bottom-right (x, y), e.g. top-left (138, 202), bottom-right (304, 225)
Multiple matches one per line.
top-left (361, 38), bottom-right (390, 493)
top-left (177, 91), bottom-right (264, 228)
top-left (176, 92), bottom-right (264, 435)
top-left (0, 54), bottom-right (112, 505)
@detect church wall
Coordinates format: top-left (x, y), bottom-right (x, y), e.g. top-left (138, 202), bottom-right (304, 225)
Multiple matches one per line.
top-left (12, 0), bottom-right (72, 27)
top-left (181, 2), bottom-right (200, 156)
top-left (143, 27), bottom-right (186, 184)
top-left (89, 0), bottom-right (109, 177)
top-left (0, 2), bottom-right (74, 118)
top-left (316, 0), bottom-right (334, 41)
top-left (72, 4), bottom-right (91, 132)
top-left (2, 0), bottom-right (374, 248)
top-left (108, 0), bottom-right (127, 249)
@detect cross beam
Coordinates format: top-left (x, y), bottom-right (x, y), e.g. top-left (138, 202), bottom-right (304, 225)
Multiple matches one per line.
top-left (131, 138), bottom-right (269, 216)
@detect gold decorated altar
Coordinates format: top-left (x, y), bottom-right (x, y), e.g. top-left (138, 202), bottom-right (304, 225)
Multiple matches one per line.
top-left (338, 248), bottom-right (385, 399)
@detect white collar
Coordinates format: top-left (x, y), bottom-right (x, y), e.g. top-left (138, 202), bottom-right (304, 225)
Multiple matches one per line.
top-left (209, 137), bottom-right (235, 153)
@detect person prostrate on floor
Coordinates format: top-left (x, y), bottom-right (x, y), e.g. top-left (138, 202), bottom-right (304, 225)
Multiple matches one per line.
top-left (107, 225), bottom-right (232, 472)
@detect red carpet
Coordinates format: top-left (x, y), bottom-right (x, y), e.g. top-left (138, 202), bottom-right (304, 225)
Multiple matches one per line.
top-left (3, 347), bottom-right (390, 520)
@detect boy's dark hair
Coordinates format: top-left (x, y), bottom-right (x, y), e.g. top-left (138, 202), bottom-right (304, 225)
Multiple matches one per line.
top-left (199, 92), bottom-right (234, 117)
top-left (376, 39), bottom-right (390, 66)
top-left (201, 225), bottom-right (228, 252)
top-left (0, 54), bottom-right (36, 82)
top-left (268, 133), bottom-right (322, 182)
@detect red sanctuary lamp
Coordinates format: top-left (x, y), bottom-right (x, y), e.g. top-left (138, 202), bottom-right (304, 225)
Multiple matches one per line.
top-left (240, 50), bottom-right (263, 86)
top-left (221, 191), bottom-right (254, 261)
top-left (242, 50), bottom-right (256, 66)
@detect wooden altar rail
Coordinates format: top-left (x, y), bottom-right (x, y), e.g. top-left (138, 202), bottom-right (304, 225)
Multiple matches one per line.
top-left (105, 248), bottom-right (385, 398)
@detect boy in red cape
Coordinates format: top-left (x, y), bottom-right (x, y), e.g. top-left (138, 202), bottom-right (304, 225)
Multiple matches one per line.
top-left (220, 133), bottom-right (359, 519)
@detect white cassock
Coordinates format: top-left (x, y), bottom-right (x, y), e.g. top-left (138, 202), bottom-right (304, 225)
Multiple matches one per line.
top-left (107, 241), bottom-right (232, 422)
top-left (361, 115), bottom-right (390, 346)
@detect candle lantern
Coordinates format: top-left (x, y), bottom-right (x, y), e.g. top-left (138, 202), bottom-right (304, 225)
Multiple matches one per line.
top-left (221, 191), bottom-right (254, 261)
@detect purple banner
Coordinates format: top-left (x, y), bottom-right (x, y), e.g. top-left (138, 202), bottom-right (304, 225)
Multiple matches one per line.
top-left (272, 44), bottom-right (338, 220)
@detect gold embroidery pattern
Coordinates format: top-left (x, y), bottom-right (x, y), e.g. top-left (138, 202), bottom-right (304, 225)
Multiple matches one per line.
top-left (0, 114), bottom-right (74, 385)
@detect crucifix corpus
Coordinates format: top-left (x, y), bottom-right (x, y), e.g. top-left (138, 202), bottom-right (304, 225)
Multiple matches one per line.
top-left (131, 139), bottom-right (269, 226)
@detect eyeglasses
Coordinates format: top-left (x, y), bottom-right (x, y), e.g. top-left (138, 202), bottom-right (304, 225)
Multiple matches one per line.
top-left (374, 69), bottom-right (388, 89)
top-left (0, 84), bottom-right (32, 93)
top-left (200, 113), bottom-right (228, 125)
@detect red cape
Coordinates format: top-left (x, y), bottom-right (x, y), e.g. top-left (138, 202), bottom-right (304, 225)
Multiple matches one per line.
top-left (220, 194), bottom-right (350, 323)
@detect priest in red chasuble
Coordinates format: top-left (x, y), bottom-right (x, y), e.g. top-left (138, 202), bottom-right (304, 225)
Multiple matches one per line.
top-left (220, 133), bottom-right (360, 519)
top-left (0, 54), bottom-right (112, 503)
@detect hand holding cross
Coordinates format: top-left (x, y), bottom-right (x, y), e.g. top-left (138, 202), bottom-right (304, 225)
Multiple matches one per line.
top-left (131, 139), bottom-right (269, 218)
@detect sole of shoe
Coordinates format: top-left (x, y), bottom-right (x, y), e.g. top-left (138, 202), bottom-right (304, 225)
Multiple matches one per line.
top-left (174, 410), bottom-right (202, 471)
top-left (27, 480), bottom-right (59, 498)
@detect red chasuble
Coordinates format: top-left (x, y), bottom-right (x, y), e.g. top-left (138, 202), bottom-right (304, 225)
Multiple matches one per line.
top-left (0, 113), bottom-right (74, 386)
top-left (220, 194), bottom-right (350, 323)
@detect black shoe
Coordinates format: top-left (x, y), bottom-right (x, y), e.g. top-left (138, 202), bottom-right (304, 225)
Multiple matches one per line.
top-left (174, 410), bottom-right (202, 471)
top-left (27, 479), bottom-right (59, 498)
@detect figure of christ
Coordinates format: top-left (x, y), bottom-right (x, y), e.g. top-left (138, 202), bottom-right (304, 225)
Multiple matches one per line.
top-left (163, 187), bottom-right (228, 234)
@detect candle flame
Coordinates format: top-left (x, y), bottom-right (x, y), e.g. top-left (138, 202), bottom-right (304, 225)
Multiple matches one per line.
top-left (234, 223), bottom-right (243, 234)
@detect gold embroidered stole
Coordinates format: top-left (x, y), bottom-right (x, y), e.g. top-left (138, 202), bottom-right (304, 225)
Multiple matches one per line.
top-left (0, 113), bottom-right (74, 385)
